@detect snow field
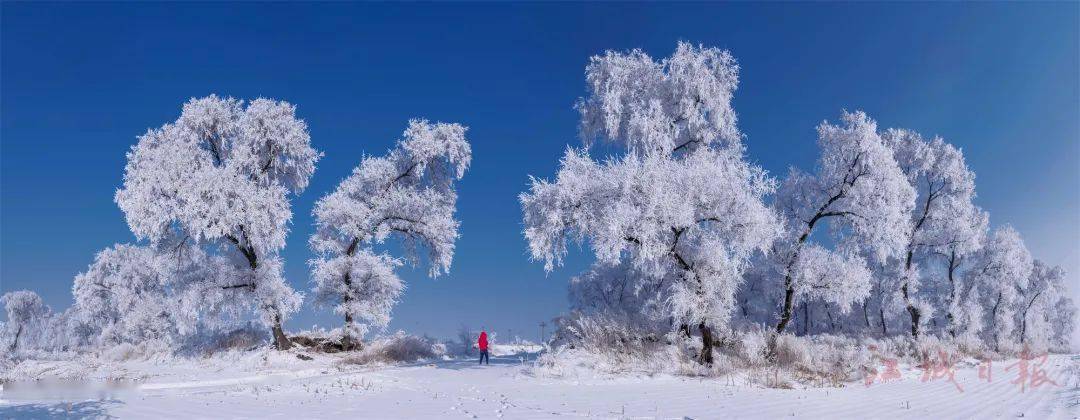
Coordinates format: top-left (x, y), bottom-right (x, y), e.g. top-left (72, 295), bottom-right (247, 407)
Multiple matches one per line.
top-left (2, 351), bottom-right (1076, 419)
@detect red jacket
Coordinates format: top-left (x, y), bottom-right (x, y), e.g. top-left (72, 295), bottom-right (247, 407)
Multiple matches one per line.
top-left (478, 331), bottom-right (488, 351)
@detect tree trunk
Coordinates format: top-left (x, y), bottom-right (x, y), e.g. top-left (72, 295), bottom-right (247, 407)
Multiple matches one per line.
top-left (901, 247), bottom-right (921, 338)
top-left (945, 250), bottom-right (958, 338)
top-left (1019, 312), bottom-right (1027, 344)
top-left (10, 324), bottom-right (22, 352)
top-left (990, 292), bottom-right (1002, 352)
top-left (226, 231), bottom-right (293, 350)
top-left (902, 191), bottom-right (936, 338)
top-left (1018, 291), bottom-right (1041, 345)
top-left (825, 303), bottom-right (836, 332)
top-left (862, 302), bottom-right (871, 329)
top-left (271, 313), bottom-right (292, 350)
top-left (776, 222), bottom-right (814, 335)
top-left (904, 293), bottom-right (921, 337)
top-left (879, 306), bottom-right (888, 336)
top-left (697, 323), bottom-right (714, 365)
top-left (802, 301), bottom-right (811, 335)
top-left (776, 281), bottom-right (795, 333)
top-left (342, 313), bottom-right (357, 351)
top-left (340, 237), bottom-right (362, 351)
top-left (339, 269), bottom-right (355, 351)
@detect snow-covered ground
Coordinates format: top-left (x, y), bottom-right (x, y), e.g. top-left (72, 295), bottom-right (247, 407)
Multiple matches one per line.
top-left (1, 349), bottom-right (1077, 419)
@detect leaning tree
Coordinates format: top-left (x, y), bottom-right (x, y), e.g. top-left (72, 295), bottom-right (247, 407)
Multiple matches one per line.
top-left (771, 111), bottom-right (915, 335)
top-left (309, 119), bottom-right (471, 350)
top-left (116, 95), bottom-right (321, 350)
top-left (521, 42), bottom-right (781, 364)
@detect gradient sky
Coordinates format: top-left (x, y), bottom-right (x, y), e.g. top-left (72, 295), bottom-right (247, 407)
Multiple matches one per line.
top-left (2, 3), bottom-right (1077, 342)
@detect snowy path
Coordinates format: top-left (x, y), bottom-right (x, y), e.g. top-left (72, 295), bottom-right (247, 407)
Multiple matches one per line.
top-left (2, 353), bottom-right (1078, 419)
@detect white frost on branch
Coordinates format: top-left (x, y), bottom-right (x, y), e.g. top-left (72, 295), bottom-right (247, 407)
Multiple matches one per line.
top-left (788, 245), bottom-right (872, 314)
top-left (577, 42), bottom-right (742, 155)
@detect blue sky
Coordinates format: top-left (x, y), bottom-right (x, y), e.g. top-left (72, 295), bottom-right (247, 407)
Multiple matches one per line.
top-left (2, 3), bottom-right (1077, 342)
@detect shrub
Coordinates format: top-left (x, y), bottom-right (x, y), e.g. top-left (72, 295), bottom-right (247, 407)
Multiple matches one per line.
top-left (338, 332), bottom-right (443, 365)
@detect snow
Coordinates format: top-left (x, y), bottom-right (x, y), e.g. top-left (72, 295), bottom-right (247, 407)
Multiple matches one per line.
top-left (2, 349), bottom-right (1076, 419)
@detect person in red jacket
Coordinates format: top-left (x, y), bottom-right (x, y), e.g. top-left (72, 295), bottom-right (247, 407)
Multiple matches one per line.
top-left (477, 330), bottom-right (489, 365)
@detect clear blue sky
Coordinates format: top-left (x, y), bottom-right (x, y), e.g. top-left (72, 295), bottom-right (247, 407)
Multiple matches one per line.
top-left (2, 3), bottom-right (1077, 342)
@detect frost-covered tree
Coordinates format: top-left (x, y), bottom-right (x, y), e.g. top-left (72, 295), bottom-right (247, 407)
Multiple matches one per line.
top-left (1015, 259), bottom-right (1070, 351)
top-left (932, 208), bottom-right (989, 338)
top-left (770, 111), bottom-right (915, 334)
top-left (521, 42), bottom-right (781, 364)
top-left (310, 120), bottom-right (471, 350)
top-left (72, 244), bottom-right (173, 345)
top-left (1, 292), bottom-right (96, 355)
top-left (1049, 296), bottom-right (1077, 352)
top-left (966, 226), bottom-right (1032, 351)
top-left (70, 243), bottom-right (219, 346)
top-left (884, 129), bottom-right (985, 337)
top-left (115, 95), bottom-right (321, 349)
top-left (1, 290), bottom-right (52, 353)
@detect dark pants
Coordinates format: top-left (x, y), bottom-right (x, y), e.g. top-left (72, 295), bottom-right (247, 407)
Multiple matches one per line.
top-left (478, 350), bottom-right (489, 365)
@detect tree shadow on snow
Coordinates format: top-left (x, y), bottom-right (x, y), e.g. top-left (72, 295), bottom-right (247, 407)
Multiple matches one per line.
top-left (0, 400), bottom-right (121, 419)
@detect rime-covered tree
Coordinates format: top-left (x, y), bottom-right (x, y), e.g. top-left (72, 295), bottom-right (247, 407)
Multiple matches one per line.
top-left (966, 225), bottom-right (1032, 351)
top-left (1, 290), bottom-right (52, 353)
top-left (72, 244), bottom-right (174, 345)
top-left (310, 120), bottom-right (471, 350)
top-left (115, 95), bottom-right (321, 350)
top-left (884, 129), bottom-right (985, 337)
top-left (1, 291), bottom-right (97, 355)
top-left (521, 42), bottom-right (781, 364)
top-left (1048, 296), bottom-right (1077, 351)
top-left (770, 111), bottom-right (915, 334)
top-left (70, 243), bottom-right (223, 346)
top-left (1015, 259), bottom-right (1071, 351)
top-left (933, 208), bottom-right (989, 338)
